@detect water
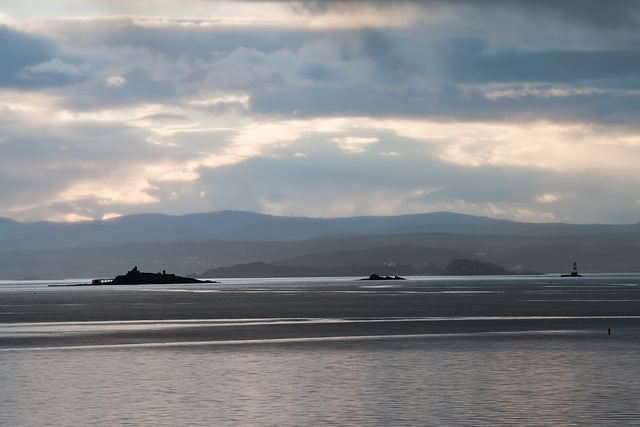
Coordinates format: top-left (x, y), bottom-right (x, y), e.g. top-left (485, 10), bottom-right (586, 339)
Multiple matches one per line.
top-left (1, 275), bottom-right (640, 426)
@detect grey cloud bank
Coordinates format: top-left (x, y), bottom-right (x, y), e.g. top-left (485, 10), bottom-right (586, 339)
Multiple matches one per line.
top-left (1, 0), bottom-right (640, 224)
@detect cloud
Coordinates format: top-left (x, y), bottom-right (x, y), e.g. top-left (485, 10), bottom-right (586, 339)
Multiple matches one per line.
top-left (296, 0), bottom-right (640, 31)
top-left (330, 136), bottom-right (378, 153)
top-left (0, 25), bottom-right (57, 85)
top-left (535, 194), bottom-right (561, 203)
top-left (454, 0), bottom-right (640, 30)
top-left (1, 1), bottom-right (640, 224)
top-left (436, 37), bottom-right (640, 85)
top-left (20, 13), bottom-right (640, 123)
top-left (105, 75), bottom-right (126, 87)
top-left (23, 57), bottom-right (88, 76)
top-left (0, 24), bottom-right (91, 88)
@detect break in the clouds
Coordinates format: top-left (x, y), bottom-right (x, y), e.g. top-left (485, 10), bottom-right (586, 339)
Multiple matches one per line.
top-left (1, 0), bottom-right (640, 224)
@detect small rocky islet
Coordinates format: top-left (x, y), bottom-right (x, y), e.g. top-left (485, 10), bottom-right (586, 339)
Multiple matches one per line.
top-left (361, 274), bottom-right (406, 281)
top-left (50, 266), bottom-right (216, 287)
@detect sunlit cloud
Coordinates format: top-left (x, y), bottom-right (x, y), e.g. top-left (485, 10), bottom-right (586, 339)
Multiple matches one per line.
top-left (330, 136), bottom-right (378, 153)
top-left (12, 0), bottom-right (434, 30)
top-left (60, 179), bottom-right (159, 206)
top-left (364, 119), bottom-right (640, 173)
top-left (102, 212), bottom-right (122, 220)
top-left (62, 213), bottom-right (93, 222)
top-left (0, 90), bottom-right (62, 122)
top-left (0, 12), bottom-right (13, 24)
top-left (306, 2), bottom-right (435, 29)
top-left (144, 160), bottom-right (201, 182)
top-left (228, 122), bottom-right (306, 156)
top-left (187, 93), bottom-right (250, 110)
top-left (535, 194), bottom-right (561, 203)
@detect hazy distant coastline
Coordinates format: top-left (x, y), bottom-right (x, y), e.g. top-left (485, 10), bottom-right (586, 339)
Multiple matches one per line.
top-left (0, 210), bottom-right (638, 280)
top-left (198, 259), bottom-right (520, 279)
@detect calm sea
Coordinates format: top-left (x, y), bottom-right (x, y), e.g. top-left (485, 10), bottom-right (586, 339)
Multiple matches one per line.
top-left (1, 275), bottom-right (640, 426)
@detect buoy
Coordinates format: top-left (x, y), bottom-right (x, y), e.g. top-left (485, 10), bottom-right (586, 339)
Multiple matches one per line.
top-left (608, 328), bottom-right (611, 335)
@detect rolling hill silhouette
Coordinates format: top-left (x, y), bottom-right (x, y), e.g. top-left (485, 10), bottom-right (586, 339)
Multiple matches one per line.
top-left (0, 211), bottom-right (639, 279)
top-left (1, 210), bottom-right (638, 250)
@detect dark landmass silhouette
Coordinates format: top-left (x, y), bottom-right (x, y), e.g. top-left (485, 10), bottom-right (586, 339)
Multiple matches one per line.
top-left (110, 266), bottom-right (216, 284)
top-left (50, 266), bottom-right (216, 287)
top-left (199, 261), bottom-right (437, 278)
top-left (2, 210), bottom-right (639, 251)
top-left (361, 274), bottom-right (406, 281)
top-left (1, 209), bottom-right (633, 279)
top-left (200, 259), bottom-right (514, 278)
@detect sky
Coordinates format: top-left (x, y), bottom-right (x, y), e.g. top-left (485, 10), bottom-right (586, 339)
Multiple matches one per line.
top-left (1, 0), bottom-right (640, 224)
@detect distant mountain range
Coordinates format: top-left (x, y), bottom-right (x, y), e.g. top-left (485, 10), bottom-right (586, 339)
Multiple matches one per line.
top-left (0, 211), bottom-right (639, 279)
top-left (1, 210), bottom-right (639, 250)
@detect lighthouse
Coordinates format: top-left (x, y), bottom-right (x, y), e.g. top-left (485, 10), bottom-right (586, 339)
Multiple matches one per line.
top-left (562, 262), bottom-right (582, 277)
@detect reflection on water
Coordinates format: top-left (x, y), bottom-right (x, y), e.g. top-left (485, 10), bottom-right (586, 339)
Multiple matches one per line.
top-left (2, 274), bottom-right (640, 425)
top-left (2, 337), bottom-right (640, 426)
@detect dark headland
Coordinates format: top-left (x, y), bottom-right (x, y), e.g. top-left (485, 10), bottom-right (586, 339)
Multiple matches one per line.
top-left (51, 266), bottom-right (217, 287)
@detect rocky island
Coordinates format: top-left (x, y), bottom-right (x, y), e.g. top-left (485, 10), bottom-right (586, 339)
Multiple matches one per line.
top-left (51, 266), bottom-right (217, 287)
top-left (109, 266), bottom-right (216, 284)
top-left (361, 274), bottom-right (406, 281)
